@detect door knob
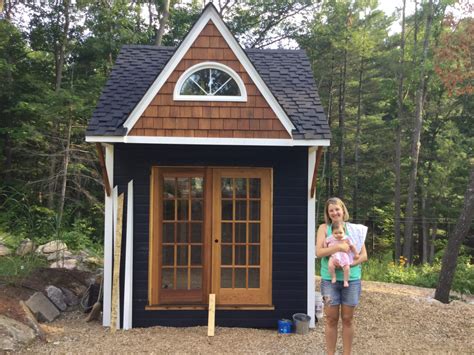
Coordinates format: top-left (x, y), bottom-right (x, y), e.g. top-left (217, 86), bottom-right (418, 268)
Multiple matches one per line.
top-left (214, 239), bottom-right (219, 243)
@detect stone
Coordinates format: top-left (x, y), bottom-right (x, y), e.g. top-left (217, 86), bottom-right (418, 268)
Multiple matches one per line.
top-left (40, 240), bottom-right (68, 254)
top-left (85, 256), bottom-right (103, 266)
top-left (16, 239), bottom-right (35, 256)
top-left (46, 250), bottom-right (73, 261)
top-left (60, 287), bottom-right (79, 307)
top-left (45, 286), bottom-right (67, 311)
top-left (50, 258), bottom-right (78, 270)
top-left (0, 315), bottom-right (36, 351)
top-left (25, 292), bottom-right (60, 323)
top-left (0, 244), bottom-right (12, 256)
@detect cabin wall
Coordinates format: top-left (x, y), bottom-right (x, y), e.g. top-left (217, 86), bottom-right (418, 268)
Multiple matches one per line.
top-left (114, 143), bottom-right (308, 328)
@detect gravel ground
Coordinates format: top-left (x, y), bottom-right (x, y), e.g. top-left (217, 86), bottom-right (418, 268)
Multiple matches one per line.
top-left (19, 280), bottom-right (474, 354)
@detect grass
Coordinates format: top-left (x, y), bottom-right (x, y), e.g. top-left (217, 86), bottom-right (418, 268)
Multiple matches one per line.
top-left (0, 254), bottom-right (48, 285)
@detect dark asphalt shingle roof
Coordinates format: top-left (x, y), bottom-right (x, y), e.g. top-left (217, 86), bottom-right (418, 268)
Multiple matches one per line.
top-left (86, 45), bottom-right (330, 140)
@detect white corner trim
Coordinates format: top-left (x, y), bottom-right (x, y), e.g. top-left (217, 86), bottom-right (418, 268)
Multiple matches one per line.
top-left (123, 180), bottom-right (134, 330)
top-left (102, 145), bottom-right (114, 327)
top-left (307, 146), bottom-right (316, 328)
top-left (122, 5), bottom-right (295, 137)
top-left (86, 135), bottom-right (331, 147)
top-left (173, 62), bottom-right (247, 102)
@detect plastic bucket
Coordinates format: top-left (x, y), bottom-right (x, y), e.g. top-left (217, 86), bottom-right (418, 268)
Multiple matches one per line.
top-left (293, 313), bottom-right (311, 335)
top-left (277, 319), bottom-right (292, 334)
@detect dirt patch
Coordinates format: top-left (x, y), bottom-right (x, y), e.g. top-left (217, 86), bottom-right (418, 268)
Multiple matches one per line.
top-left (14, 280), bottom-right (474, 354)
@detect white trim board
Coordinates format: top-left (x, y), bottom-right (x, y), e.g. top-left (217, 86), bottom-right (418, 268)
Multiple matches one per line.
top-left (86, 135), bottom-right (330, 147)
top-left (307, 146), bottom-right (316, 328)
top-left (121, 4), bottom-right (295, 137)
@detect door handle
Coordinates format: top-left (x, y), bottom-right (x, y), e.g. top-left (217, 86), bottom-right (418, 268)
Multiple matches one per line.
top-left (214, 239), bottom-right (219, 243)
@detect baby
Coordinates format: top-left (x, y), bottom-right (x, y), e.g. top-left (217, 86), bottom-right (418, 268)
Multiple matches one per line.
top-left (326, 221), bottom-right (359, 287)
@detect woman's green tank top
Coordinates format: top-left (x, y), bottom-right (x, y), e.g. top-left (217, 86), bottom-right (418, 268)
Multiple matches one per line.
top-left (320, 224), bottom-right (362, 281)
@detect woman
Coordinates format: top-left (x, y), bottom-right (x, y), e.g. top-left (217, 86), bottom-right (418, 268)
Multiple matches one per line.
top-left (316, 197), bottom-right (368, 355)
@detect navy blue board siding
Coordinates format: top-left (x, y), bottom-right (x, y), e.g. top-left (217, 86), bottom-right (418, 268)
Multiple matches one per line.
top-left (114, 144), bottom-right (309, 328)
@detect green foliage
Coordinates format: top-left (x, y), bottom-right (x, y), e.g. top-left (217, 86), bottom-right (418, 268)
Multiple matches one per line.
top-left (61, 219), bottom-right (100, 251)
top-left (0, 254), bottom-right (48, 285)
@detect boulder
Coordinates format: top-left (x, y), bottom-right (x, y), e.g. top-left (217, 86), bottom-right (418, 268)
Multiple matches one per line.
top-left (25, 292), bottom-right (60, 323)
top-left (0, 244), bottom-right (12, 256)
top-left (60, 287), bottom-right (80, 307)
top-left (40, 240), bottom-right (68, 254)
top-left (0, 315), bottom-right (36, 351)
top-left (84, 256), bottom-right (103, 267)
top-left (50, 258), bottom-right (78, 270)
top-left (16, 239), bottom-right (35, 256)
top-left (45, 286), bottom-right (67, 311)
top-left (46, 250), bottom-right (73, 261)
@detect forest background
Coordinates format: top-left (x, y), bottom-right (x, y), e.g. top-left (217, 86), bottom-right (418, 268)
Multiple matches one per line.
top-left (0, 0), bottom-right (472, 299)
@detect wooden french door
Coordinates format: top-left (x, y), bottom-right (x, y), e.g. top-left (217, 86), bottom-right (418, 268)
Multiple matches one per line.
top-left (149, 167), bottom-right (272, 307)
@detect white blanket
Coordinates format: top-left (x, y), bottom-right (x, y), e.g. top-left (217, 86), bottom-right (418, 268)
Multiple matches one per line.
top-left (346, 222), bottom-right (368, 253)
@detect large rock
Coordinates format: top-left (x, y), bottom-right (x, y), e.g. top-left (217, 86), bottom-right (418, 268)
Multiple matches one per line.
top-left (0, 315), bottom-right (36, 351)
top-left (46, 250), bottom-right (73, 261)
top-left (50, 258), bottom-right (78, 270)
top-left (16, 239), bottom-right (35, 256)
top-left (60, 287), bottom-right (79, 307)
top-left (0, 244), bottom-right (12, 256)
top-left (36, 240), bottom-right (68, 254)
top-left (25, 292), bottom-right (60, 323)
top-left (45, 286), bottom-right (67, 311)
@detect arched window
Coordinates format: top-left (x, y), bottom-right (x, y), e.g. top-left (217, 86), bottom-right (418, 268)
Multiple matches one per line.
top-left (174, 62), bottom-right (247, 102)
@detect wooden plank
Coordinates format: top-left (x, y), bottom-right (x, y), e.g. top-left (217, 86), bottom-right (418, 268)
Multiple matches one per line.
top-left (111, 193), bottom-right (124, 333)
top-left (123, 180), bottom-right (134, 330)
top-left (208, 293), bottom-right (216, 337)
top-left (95, 143), bottom-right (111, 197)
top-left (310, 146), bottom-right (324, 198)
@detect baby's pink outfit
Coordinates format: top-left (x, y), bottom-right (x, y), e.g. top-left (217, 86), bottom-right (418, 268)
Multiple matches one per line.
top-left (325, 235), bottom-right (354, 266)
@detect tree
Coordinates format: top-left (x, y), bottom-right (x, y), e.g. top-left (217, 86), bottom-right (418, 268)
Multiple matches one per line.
top-left (435, 165), bottom-right (474, 303)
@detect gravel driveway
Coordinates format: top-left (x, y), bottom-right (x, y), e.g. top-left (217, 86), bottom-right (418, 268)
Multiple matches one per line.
top-left (20, 280), bottom-right (474, 354)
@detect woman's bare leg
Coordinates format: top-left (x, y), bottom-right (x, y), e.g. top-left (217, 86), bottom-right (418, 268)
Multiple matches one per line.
top-left (328, 257), bottom-right (337, 283)
top-left (324, 304), bottom-right (340, 355)
top-left (343, 265), bottom-right (350, 287)
top-left (341, 305), bottom-right (355, 355)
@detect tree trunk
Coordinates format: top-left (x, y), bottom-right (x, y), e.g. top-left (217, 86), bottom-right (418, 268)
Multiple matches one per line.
top-left (429, 223), bottom-right (437, 264)
top-left (155, 0), bottom-right (170, 46)
top-left (326, 60), bottom-right (335, 198)
top-left (435, 167), bottom-right (474, 303)
top-left (421, 186), bottom-right (429, 264)
top-left (337, 48), bottom-right (347, 199)
top-left (353, 57), bottom-right (364, 220)
top-left (403, 0), bottom-right (434, 264)
top-left (394, 0), bottom-right (406, 262)
top-left (55, 0), bottom-right (70, 91)
top-left (57, 118), bottom-right (72, 234)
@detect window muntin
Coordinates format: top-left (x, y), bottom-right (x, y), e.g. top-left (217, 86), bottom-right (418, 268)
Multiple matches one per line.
top-left (174, 62), bottom-right (247, 102)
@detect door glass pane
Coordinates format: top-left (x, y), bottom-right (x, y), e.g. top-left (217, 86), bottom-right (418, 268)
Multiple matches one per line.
top-left (222, 200), bottom-right (233, 220)
top-left (222, 223), bottom-right (232, 243)
top-left (163, 223), bottom-right (175, 243)
top-left (162, 269), bottom-right (174, 289)
top-left (191, 200), bottom-right (203, 220)
top-left (221, 246), bottom-right (232, 265)
top-left (249, 178), bottom-right (260, 198)
top-left (221, 268), bottom-right (232, 288)
top-left (248, 268), bottom-right (260, 288)
top-left (221, 178), bottom-right (233, 198)
top-left (191, 246), bottom-right (202, 265)
top-left (235, 246), bottom-right (246, 265)
top-left (249, 201), bottom-right (260, 221)
top-left (177, 200), bottom-right (188, 220)
top-left (176, 268), bottom-right (188, 289)
top-left (162, 246), bottom-right (174, 266)
top-left (190, 268), bottom-right (202, 289)
top-left (235, 200), bottom-right (247, 220)
top-left (163, 178), bottom-right (175, 198)
top-left (235, 268), bottom-right (246, 288)
top-left (177, 223), bottom-right (188, 243)
top-left (249, 223), bottom-right (260, 243)
top-left (177, 178), bottom-right (189, 198)
top-left (235, 223), bottom-right (246, 243)
top-left (235, 178), bottom-right (247, 198)
top-left (163, 200), bottom-right (175, 220)
top-left (177, 246), bottom-right (188, 266)
top-left (190, 223), bottom-right (202, 243)
top-left (249, 245), bottom-right (260, 265)
top-left (191, 177), bottom-right (203, 198)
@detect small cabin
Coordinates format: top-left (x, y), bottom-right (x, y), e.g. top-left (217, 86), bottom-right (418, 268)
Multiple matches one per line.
top-left (86, 3), bottom-right (330, 329)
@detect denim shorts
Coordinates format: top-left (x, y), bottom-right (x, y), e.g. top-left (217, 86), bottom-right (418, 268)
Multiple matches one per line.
top-left (320, 279), bottom-right (362, 307)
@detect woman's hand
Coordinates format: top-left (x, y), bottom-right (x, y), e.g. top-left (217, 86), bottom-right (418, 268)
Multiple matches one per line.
top-left (338, 243), bottom-right (350, 252)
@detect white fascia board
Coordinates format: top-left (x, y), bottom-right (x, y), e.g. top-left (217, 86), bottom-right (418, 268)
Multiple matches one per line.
top-left (121, 5), bottom-right (295, 137)
top-left (86, 135), bottom-right (330, 147)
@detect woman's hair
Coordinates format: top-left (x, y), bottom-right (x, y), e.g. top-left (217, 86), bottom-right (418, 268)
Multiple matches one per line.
top-left (324, 197), bottom-right (350, 224)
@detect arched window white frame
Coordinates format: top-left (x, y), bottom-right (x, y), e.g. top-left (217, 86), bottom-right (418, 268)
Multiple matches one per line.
top-left (173, 62), bottom-right (247, 102)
